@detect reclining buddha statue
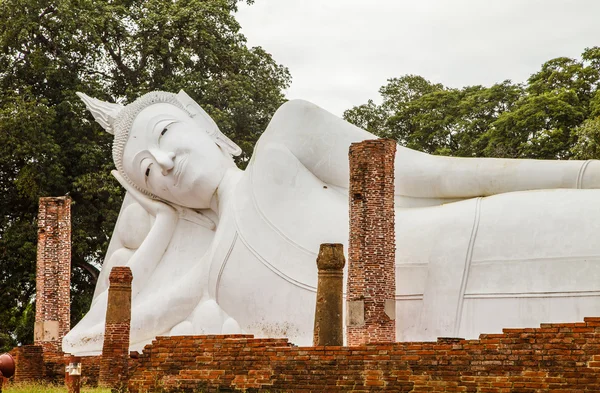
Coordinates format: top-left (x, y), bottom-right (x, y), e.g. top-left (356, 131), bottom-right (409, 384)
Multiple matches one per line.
top-left (64, 90), bottom-right (600, 355)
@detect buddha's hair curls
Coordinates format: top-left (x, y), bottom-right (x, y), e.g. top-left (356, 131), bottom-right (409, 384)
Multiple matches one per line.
top-left (78, 89), bottom-right (241, 201)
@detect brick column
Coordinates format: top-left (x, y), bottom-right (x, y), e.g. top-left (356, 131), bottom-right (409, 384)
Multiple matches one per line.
top-left (313, 243), bottom-right (346, 346)
top-left (347, 139), bottom-right (396, 345)
top-left (99, 266), bottom-right (133, 389)
top-left (35, 196), bottom-right (71, 355)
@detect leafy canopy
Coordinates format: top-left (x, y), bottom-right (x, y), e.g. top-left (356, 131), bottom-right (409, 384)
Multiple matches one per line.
top-left (345, 47), bottom-right (600, 160)
top-left (0, 0), bottom-right (290, 351)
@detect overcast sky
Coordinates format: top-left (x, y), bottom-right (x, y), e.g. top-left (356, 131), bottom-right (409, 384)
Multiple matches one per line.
top-left (236, 0), bottom-right (600, 116)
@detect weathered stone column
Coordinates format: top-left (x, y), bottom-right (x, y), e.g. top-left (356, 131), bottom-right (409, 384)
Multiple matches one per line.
top-left (347, 139), bottom-right (396, 345)
top-left (313, 243), bottom-right (346, 346)
top-left (99, 267), bottom-right (133, 389)
top-left (35, 196), bottom-right (71, 355)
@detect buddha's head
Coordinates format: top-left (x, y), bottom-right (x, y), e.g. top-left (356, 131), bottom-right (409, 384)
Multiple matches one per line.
top-left (78, 91), bottom-right (241, 209)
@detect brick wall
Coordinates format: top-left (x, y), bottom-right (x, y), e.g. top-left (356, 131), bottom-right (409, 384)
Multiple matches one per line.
top-left (347, 139), bottom-right (396, 345)
top-left (128, 317), bottom-right (600, 393)
top-left (10, 348), bottom-right (100, 386)
top-left (35, 196), bottom-right (71, 355)
top-left (11, 345), bottom-right (44, 383)
top-left (47, 355), bottom-right (102, 386)
top-left (99, 267), bottom-right (133, 388)
top-left (41, 351), bottom-right (67, 383)
top-left (79, 356), bottom-right (101, 386)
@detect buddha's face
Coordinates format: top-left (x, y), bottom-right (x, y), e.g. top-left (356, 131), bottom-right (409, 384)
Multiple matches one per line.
top-left (122, 102), bottom-right (234, 209)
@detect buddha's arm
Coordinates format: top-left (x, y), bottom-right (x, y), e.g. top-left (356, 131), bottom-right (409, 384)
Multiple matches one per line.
top-left (111, 171), bottom-right (178, 297)
top-left (263, 100), bottom-right (600, 199)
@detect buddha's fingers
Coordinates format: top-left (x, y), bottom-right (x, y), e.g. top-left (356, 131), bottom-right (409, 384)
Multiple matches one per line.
top-left (111, 170), bottom-right (176, 217)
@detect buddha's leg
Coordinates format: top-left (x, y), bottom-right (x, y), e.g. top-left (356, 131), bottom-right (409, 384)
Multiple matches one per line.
top-left (396, 188), bottom-right (600, 341)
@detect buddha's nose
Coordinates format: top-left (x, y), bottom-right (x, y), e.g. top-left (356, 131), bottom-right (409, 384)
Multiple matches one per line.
top-left (151, 149), bottom-right (176, 175)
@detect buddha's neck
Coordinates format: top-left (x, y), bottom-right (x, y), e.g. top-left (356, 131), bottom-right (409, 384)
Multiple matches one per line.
top-left (204, 166), bottom-right (243, 222)
top-left (178, 167), bottom-right (242, 229)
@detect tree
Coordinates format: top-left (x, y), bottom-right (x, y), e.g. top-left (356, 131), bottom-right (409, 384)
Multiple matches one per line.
top-left (483, 48), bottom-right (600, 159)
top-left (570, 116), bottom-right (600, 160)
top-left (570, 89), bottom-right (600, 159)
top-left (345, 74), bottom-right (523, 157)
top-left (483, 89), bottom-right (585, 159)
top-left (345, 48), bottom-right (600, 161)
top-left (343, 99), bottom-right (388, 136)
top-left (0, 0), bottom-right (290, 351)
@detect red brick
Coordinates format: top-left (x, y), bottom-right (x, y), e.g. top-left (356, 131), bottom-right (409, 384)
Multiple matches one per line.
top-left (347, 139), bottom-right (396, 346)
top-left (35, 197), bottom-right (71, 357)
top-left (98, 267), bottom-right (133, 389)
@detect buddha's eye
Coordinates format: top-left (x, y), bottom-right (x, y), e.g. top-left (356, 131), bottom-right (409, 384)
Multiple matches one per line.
top-left (161, 127), bottom-right (168, 136)
top-left (145, 167), bottom-right (151, 177)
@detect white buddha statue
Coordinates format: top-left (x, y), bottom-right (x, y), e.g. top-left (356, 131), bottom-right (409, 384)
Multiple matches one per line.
top-left (63, 90), bottom-right (600, 355)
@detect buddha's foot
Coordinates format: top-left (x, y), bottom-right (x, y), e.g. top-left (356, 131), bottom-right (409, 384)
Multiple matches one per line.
top-left (169, 299), bottom-right (242, 336)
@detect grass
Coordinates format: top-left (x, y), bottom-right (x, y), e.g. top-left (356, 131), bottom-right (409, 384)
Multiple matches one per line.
top-left (3, 382), bottom-right (112, 393)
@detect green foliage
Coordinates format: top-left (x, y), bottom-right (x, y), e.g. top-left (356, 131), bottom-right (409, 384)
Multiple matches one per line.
top-left (0, 0), bottom-right (289, 351)
top-left (345, 47), bottom-right (600, 161)
top-left (571, 117), bottom-right (600, 160)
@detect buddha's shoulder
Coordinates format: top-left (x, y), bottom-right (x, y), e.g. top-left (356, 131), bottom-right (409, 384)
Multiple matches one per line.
top-left (244, 140), bottom-right (310, 185)
top-left (248, 98), bottom-right (372, 188)
top-left (258, 99), bottom-right (348, 143)
top-left (272, 99), bottom-right (324, 120)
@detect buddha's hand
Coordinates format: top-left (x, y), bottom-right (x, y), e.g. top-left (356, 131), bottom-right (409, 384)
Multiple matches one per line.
top-left (111, 170), bottom-right (176, 218)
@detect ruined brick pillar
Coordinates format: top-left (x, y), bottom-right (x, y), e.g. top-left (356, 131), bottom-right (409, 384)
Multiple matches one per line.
top-left (35, 196), bottom-right (71, 355)
top-left (347, 139), bottom-right (396, 345)
top-left (313, 243), bottom-right (346, 346)
top-left (99, 266), bottom-right (133, 389)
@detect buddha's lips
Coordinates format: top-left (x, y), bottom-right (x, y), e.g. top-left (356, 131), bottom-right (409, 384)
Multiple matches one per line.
top-left (173, 156), bottom-right (188, 187)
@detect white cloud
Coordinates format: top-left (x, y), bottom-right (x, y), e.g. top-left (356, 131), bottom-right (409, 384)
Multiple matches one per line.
top-left (236, 0), bottom-right (600, 116)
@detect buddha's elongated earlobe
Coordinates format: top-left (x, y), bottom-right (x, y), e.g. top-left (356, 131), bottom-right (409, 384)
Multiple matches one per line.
top-left (77, 92), bottom-right (124, 135)
top-left (176, 90), bottom-right (243, 156)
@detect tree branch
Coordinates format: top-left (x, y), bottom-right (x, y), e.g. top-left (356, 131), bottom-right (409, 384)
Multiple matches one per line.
top-left (100, 34), bottom-right (135, 81)
top-left (74, 259), bottom-right (100, 285)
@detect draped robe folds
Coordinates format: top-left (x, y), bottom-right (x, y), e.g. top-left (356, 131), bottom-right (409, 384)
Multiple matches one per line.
top-left (64, 99), bottom-right (600, 355)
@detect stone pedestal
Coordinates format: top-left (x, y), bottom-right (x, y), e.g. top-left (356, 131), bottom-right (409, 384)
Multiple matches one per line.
top-left (347, 139), bottom-right (396, 345)
top-left (99, 267), bottom-right (133, 389)
top-left (35, 196), bottom-right (71, 355)
top-left (313, 243), bottom-right (345, 346)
